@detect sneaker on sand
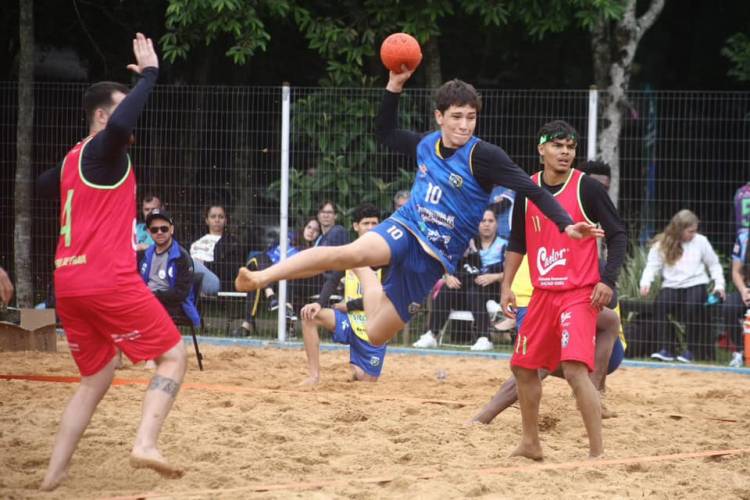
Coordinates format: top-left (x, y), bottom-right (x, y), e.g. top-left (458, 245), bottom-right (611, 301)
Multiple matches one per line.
top-left (650, 349), bottom-right (675, 362)
top-left (413, 331), bottom-right (437, 348)
top-left (729, 351), bottom-right (744, 368)
top-left (676, 350), bottom-right (694, 363)
top-left (470, 336), bottom-right (493, 351)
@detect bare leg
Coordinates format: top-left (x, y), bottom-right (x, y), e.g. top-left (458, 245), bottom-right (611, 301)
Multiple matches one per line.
top-left (299, 309), bottom-right (336, 385)
top-left (351, 266), bottom-right (404, 346)
top-left (235, 232), bottom-right (391, 292)
top-left (471, 369), bottom-right (550, 424)
top-left (510, 365), bottom-right (544, 460)
top-left (562, 361), bottom-right (603, 458)
top-left (130, 341), bottom-right (187, 478)
top-left (590, 308), bottom-right (619, 392)
top-left (40, 355), bottom-right (118, 491)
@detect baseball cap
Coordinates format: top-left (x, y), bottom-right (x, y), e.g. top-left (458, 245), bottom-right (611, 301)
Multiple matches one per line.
top-left (146, 208), bottom-right (174, 226)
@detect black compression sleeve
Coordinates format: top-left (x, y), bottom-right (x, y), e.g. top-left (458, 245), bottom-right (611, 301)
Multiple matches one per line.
top-left (508, 195), bottom-right (527, 254)
top-left (374, 90), bottom-right (422, 158)
top-left (579, 176), bottom-right (627, 288)
top-left (36, 162), bottom-right (63, 199)
top-left (472, 143), bottom-right (573, 231)
top-left (83, 67), bottom-right (159, 186)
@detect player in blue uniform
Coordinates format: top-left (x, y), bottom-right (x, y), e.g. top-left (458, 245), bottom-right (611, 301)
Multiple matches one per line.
top-left (235, 66), bottom-right (602, 346)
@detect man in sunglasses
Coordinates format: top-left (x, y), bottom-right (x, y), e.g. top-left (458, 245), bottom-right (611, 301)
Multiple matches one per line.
top-left (137, 209), bottom-right (200, 326)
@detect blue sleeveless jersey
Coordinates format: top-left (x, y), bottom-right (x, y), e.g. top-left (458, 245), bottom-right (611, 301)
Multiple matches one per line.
top-left (392, 131), bottom-right (490, 274)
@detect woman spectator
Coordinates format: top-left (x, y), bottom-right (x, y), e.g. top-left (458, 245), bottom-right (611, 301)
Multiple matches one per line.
top-left (640, 209), bottom-right (725, 362)
top-left (414, 208), bottom-right (507, 350)
top-left (190, 204), bottom-right (243, 294)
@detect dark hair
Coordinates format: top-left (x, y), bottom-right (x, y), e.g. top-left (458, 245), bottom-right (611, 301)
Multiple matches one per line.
top-left (352, 203), bottom-right (380, 224)
top-left (293, 216), bottom-right (321, 247)
top-left (537, 120), bottom-right (578, 145)
top-left (83, 81), bottom-right (129, 126)
top-left (141, 192), bottom-right (161, 204)
top-left (317, 199), bottom-right (337, 213)
top-left (204, 204), bottom-right (227, 221)
top-left (434, 79), bottom-right (482, 113)
top-left (583, 160), bottom-right (611, 178)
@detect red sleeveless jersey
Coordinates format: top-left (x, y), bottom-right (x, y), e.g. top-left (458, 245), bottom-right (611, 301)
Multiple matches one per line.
top-left (526, 168), bottom-right (600, 290)
top-left (54, 137), bottom-right (140, 297)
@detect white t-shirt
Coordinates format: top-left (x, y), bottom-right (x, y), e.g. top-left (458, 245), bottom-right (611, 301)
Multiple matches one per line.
top-left (190, 234), bottom-right (222, 263)
top-left (640, 233), bottom-right (725, 290)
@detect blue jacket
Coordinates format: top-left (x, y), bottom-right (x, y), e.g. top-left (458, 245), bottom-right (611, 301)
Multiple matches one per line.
top-left (138, 240), bottom-right (201, 327)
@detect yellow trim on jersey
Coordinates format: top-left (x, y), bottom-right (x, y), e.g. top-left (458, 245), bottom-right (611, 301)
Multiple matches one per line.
top-left (468, 141), bottom-right (478, 176)
top-left (577, 173), bottom-right (596, 225)
top-left (536, 167), bottom-right (575, 196)
top-left (78, 136), bottom-right (132, 190)
top-left (434, 136), bottom-right (443, 159)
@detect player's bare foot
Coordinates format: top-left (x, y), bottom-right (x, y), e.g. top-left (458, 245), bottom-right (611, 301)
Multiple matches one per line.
top-left (510, 441), bottom-right (544, 461)
top-left (299, 375), bottom-right (320, 386)
top-left (130, 448), bottom-right (184, 479)
top-left (234, 268), bottom-right (263, 292)
top-left (39, 469), bottom-right (68, 492)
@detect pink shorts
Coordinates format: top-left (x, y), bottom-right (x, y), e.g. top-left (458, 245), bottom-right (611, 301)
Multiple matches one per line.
top-left (510, 287), bottom-right (597, 373)
top-left (57, 284), bottom-right (183, 376)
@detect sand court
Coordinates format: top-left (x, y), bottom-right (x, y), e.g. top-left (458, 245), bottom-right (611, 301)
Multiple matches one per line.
top-left (2, 340), bottom-right (750, 499)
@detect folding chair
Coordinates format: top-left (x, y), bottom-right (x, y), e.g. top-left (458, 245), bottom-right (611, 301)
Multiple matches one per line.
top-left (169, 272), bottom-right (205, 371)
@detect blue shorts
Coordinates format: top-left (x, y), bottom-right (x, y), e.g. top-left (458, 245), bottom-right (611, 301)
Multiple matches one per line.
top-left (607, 337), bottom-right (624, 374)
top-left (516, 306), bottom-right (623, 375)
top-left (370, 219), bottom-right (444, 323)
top-left (332, 310), bottom-right (387, 377)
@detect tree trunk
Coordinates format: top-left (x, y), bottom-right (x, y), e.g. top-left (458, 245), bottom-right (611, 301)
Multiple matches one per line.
top-left (423, 36), bottom-right (442, 89)
top-left (593, 0), bottom-right (666, 206)
top-left (14, 0), bottom-right (34, 307)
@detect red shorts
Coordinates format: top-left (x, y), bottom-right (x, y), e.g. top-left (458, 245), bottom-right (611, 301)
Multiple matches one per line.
top-left (57, 284), bottom-right (183, 376)
top-left (511, 286), bottom-right (597, 373)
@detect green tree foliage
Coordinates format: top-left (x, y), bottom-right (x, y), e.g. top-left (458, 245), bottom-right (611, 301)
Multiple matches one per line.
top-left (723, 32), bottom-right (750, 82)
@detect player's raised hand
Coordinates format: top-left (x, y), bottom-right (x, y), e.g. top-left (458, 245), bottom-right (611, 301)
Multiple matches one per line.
top-left (386, 65), bottom-right (416, 93)
top-left (127, 33), bottom-right (159, 74)
top-left (565, 222), bottom-right (604, 240)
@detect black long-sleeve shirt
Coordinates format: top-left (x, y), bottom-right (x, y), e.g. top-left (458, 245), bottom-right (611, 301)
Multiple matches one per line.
top-left (508, 173), bottom-right (627, 288)
top-left (374, 90), bottom-right (573, 232)
top-left (36, 67), bottom-right (159, 198)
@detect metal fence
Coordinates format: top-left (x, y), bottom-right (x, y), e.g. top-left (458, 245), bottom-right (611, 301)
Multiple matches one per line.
top-left (1, 82), bottom-right (749, 365)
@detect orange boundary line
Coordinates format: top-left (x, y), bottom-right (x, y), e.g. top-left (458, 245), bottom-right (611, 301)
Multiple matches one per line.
top-left (98, 448), bottom-right (750, 499)
top-left (0, 373), bottom-right (467, 407)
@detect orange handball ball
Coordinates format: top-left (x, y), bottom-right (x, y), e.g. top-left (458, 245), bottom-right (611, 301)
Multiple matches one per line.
top-left (380, 33), bottom-right (422, 73)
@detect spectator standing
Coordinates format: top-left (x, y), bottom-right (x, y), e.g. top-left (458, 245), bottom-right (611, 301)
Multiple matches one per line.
top-left (640, 209), bottom-right (725, 362)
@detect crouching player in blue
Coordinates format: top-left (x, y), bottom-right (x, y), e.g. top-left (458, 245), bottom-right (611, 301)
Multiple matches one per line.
top-left (299, 204), bottom-right (387, 384)
top-left (236, 65), bottom-right (601, 348)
